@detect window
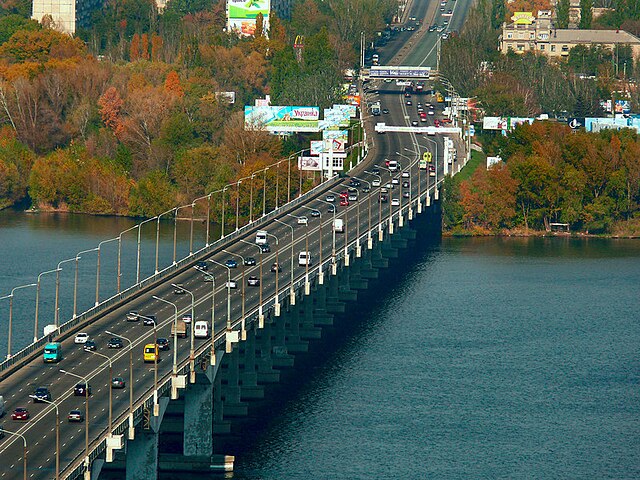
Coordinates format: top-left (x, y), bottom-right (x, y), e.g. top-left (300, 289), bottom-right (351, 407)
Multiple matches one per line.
top-left (551, 45), bottom-right (556, 52)
top-left (507, 32), bottom-right (513, 39)
top-left (517, 44), bottom-right (525, 51)
top-left (540, 44), bottom-right (546, 50)
top-left (561, 45), bottom-right (569, 52)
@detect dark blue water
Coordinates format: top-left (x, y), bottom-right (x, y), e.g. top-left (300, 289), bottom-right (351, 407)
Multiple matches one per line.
top-left (233, 237), bottom-right (640, 479)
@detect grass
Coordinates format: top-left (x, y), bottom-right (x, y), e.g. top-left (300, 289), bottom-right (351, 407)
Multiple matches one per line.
top-left (455, 149), bottom-right (485, 182)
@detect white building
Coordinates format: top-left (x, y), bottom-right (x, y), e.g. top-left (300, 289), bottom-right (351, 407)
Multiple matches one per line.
top-left (32, 0), bottom-right (102, 34)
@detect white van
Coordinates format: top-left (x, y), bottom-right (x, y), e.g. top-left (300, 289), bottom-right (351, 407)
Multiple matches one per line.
top-left (298, 251), bottom-right (312, 266)
top-left (333, 218), bottom-right (344, 233)
top-left (255, 230), bottom-right (268, 245)
top-left (194, 320), bottom-right (209, 338)
top-left (388, 160), bottom-right (399, 172)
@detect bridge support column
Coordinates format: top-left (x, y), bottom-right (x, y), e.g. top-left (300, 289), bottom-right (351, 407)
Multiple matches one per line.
top-left (125, 397), bottom-right (168, 480)
top-left (183, 372), bottom-right (213, 457)
top-left (418, 197), bottom-right (422, 213)
top-left (435, 188), bottom-right (439, 201)
top-left (367, 234), bottom-right (373, 250)
top-left (426, 193), bottom-right (431, 207)
top-left (220, 346), bottom-right (248, 418)
top-left (255, 320), bottom-right (285, 378)
top-left (409, 205), bottom-right (414, 220)
top-left (389, 216), bottom-right (394, 235)
top-left (399, 212), bottom-right (404, 227)
top-left (356, 243), bottom-right (362, 258)
top-left (344, 247), bottom-right (350, 266)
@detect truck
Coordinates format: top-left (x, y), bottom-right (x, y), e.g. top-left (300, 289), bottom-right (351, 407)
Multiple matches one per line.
top-left (43, 342), bottom-right (62, 363)
top-left (171, 319), bottom-right (188, 338)
top-left (333, 218), bottom-right (345, 233)
top-left (371, 101), bottom-right (381, 116)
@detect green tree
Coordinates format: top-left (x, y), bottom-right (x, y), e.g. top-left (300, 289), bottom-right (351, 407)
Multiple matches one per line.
top-left (556, 0), bottom-right (570, 28)
top-left (0, 15), bottom-right (40, 45)
top-left (579, 0), bottom-right (594, 28)
top-left (128, 170), bottom-right (176, 217)
top-left (491, 0), bottom-right (506, 29)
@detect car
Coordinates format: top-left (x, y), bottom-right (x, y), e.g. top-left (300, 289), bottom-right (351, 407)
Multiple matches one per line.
top-left (83, 340), bottom-right (97, 352)
top-left (381, 186), bottom-right (389, 193)
top-left (403, 181), bottom-right (410, 188)
top-left (362, 186), bottom-right (371, 193)
top-left (391, 198), bottom-right (400, 206)
top-left (270, 263), bottom-right (282, 273)
top-left (372, 164), bottom-right (380, 173)
top-left (441, 117), bottom-right (453, 124)
top-left (203, 274), bottom-right (214, 282)
top-left (421, 116), bottom-right (428, 122)
top-left (442, 33), bottom-right (449, 39)
top-left (74, 383), bottom-right (92, 396)
top-left (173, 284), bottom-right (185, 294)
top-left (225, 259), bottom-right (237, 269)
top-left (411, 120), bottom-right (418, 126)
top-left (259, 243), bottom-right (271, 253)
top-left (111, 377), bottom-right (126, 389)
top-left (406, 100), bottom-right (412, 106)
top-left (310, 209), bottom-right (321, 217)
top-left (68, 409), bottom-right (84, 422)
top-left (339, 190), bottom-right (349, 199)
top-left (12, 408), bottom-right (29, 420)
top-left (440, 6), bottom-right (445, 11)
top-left (327, 204), bottom-right (336, 213)
top-left (382, 108), bottom-right (389, 114)
top-left (447, 9), bottom-right (453, 14)
top-left (402, 171), bottom-right (410, 178)
top-left (244, 257), bottom-right (256, 266)
top-left (348, 193), bottom-right (358, 201)
top-left (428, 25), bottom-right (436, 32)
top-left (403, 191), bottom-right (410, 198)
top-left (429, 165), bottom-right (436, 177)
top-left (74, 333), bottom-right (89, 344)
top-left (409, 15), bottom-right (416, 20)
top-left (379, 194), bottom-right (388, 203)
top-left (182, 313), bottom-right (192, 324)
top-left (247, 276), bottom-right (260, 287)
top-left (297, 216), bottom-right (308, 225)
top-left (225, 280), bottom-right (238, 289)
top-left (340, 199), bottom-right (349, 206)
top-left (195, 261), bottom-right (207, 271)
top-left (349, 179), bottom-right (361, 187)
top-left (428, 110), bottom-right (435, 116)
top-left (142, 314), bottom-right (157, 326)
top-left (126, 311), bottom-right (139, 322)
top-left (392, 178), bottom-right (399, 185)
top-left (437, 25), bottom-right (445, 32)
top-left (404, 92), bottom-right (411, 98)
top-left (325, 194), bottom-right (335, 202)
top-left (108, 337), bottom-right (124, 349)
top-left (372, 179), bottom-right (381, 187)
top-left (33, 387), bottom-right (51, 403)
top-left (434, 119), bottom-right (441, 127)
top-left (156, 338), bottom-right (170, 351)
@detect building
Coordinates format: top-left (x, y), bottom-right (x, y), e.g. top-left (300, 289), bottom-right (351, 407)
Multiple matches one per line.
top-left (32, 0), bottom-right (102, 34)
top-left (500, 10), bottom-right (640, 59)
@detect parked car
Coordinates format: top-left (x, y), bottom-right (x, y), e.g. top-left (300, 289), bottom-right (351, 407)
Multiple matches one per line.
top-left (379, 194), bottom-right (388, 203)
top-left (429, 165), bottom-right (436, 177)
top-left (247, 276), bottom-right (260, 287)
top-left (68, 409), bottom-right (84, 422)
top-left (244, 257), bottom-right (256, 266)
top-left (12, 408), bottom-right (29, 421)
top-left (111, 377), bottom-right (126, 389)
top-left (74, 383), bottom-right (92, 396)
top-left (327, 204), bottom-right (336, 213)
top-left (156, 338), bottom-right (170, 351)
top-left (83, 340), bottom-right (97, 352)
top-left (372, 179), bottom-right (381, 187)
top-left (74, 333), bottom-right (89, 344)
top-left (403, 181), bottom-right (410, 188)
top-left (403, 191), bottom-right (410, 198)
top-left (32, 387), bottom-right (51, 403)
top-left (225, 259), bottom-right (238, 269)
top-left (108, 337), bottom-right (124, 349)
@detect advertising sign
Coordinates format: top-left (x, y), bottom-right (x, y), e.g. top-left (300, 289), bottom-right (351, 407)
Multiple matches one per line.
top-left (615, 100), bottom-right (631, 114)
top-left (298, 156), bottom-right (322, 171)
top-left (245, 106), bottom-right (320, 132)
top-left (567, 118), bottom-right (585, 129)
top-left (483, 117), bottom-right (509, 130)
top-left (512, 12), bottom-right (534, 24)
top-left (215, 91), bottom-right (236, 104)
top-left (227, 0), bottom-right (270, 37)
top-left (369, 66), bottom-right (431, 79)
top-left (310, 141), bottom-right (324, 155)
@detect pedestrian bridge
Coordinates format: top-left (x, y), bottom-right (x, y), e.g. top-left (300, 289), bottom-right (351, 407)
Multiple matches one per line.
top-left (0, 146), bottom-right (458, 479)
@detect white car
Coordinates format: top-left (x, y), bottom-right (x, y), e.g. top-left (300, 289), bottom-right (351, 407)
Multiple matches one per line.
top-left (225, 280), bottom-right (237, 289)
top-left (74, 333), bottom-right (89, 344)
top-left (391, 198), bottom-right (400, 206)
top-left (402, 171), bottom-right (410, 178)
top-left (391, 178), bottom-right (399, 185)
top-left (428, 110), bottom-right (435, 115)
top-left (297, 216), bottom-right (308, 225)
top-left (372, 179), bottom-right (381, 187)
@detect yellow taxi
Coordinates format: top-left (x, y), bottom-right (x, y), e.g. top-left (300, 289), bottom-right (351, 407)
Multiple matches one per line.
top-left (143, 343), bottom-right (159, 363)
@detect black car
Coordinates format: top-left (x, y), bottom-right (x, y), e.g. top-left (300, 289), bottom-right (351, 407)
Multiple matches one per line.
top-left (83, 340), bottom-right (97, 352)
top-left (247, 276), bottom-right (260, 286)
top-left (33, 387), bottom-right (51, 403)
top-left (349, 179), bottom-right (361, 187)
top-left (382, 108), bottom-right (390, 114)
top-left (310, 209), bottom-right (321, 217)
top-left (142, 314), bottom-right (157, 326)
top-left (195, 260), bottom-right (207, 271)
top-left (244, 257), bottom-right (256, 266)
top-left (379, 194), bottom-right (388, 203)
top-left (111, 377), bottom-right (126, 389)
top-left (259, 244), bottom-right (271, 253)
top-left (362, 186), bottom-right (371, 193)
top-left (74, 383), bottom-right (92, 396)
top-left (225, 259), bottom-right (238, 268)
top-left (156, 338), bottom-right (170, 351)
top-left (327, 204), bottom-right (336, 213)
top-left (270, 263), bottom-right (282, 273)
top-left (108, 337), bottom-right (123, 349)
top-left (402, 181), bottom-right (410, 188)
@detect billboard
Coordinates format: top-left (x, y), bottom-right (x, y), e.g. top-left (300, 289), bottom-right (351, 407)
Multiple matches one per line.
top-left (323, 129), bottom-right (348, 152)
top-left (245, 106), bottom-right (320, 132)
top-left (298, 156), bottom-right (322, 171)
top-left (482, 116), bottom-right (534, 131)
top-left (227, 0), bottom-right (270, 37)
top-left (310, 141), bottom-right (324, 155)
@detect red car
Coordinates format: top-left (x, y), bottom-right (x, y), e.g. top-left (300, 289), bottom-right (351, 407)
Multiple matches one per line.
top-left (339, 191), bottom-right (349, 199)
top-left (340, 199), bottom-right (349, 206)
top-left (434, 119), bottom-right (441, 127)
top-left (12, 407), bottom-right (29, 420)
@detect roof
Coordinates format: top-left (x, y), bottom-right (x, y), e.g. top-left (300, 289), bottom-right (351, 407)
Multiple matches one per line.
top-left (551, 29), bottom-right (640, 45)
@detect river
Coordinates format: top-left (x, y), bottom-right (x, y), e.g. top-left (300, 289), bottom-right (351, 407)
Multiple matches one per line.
top-left (1, 211), bottom-right (638, 478)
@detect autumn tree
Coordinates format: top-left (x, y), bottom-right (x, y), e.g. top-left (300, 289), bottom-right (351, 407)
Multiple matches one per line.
top-left (130, 33), bottom-right (140, 60)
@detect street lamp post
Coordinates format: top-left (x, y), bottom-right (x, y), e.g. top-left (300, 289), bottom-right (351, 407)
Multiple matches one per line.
top-left (235, 180), bottom-right (242, 231)
top-left (28, 397), bottom-right (58, 480)
top-left (74, 248), bottom-right (98, 320)
top-left (60, 369), bottom-right (91, 476)
top-left (209, 259), bottom-right (235, 348)
top-left (288, 214), bottom-right (310, 295)
top-left (35, 268), bottom-right (59, 342)
top-left (54, 258), bottom-right (75, 328)
top-left (0, 428), bottom-right (27, 480)
top-left (172, 284), bottom-right (196, 384)
top-left (249, 174), bottom-right (255, 223)
top-left (155, 208), bottom-right (174, 274)
top-left (117, 224), bottom-right (139, 293)
top-left (152, 296), bottom-right (179, 399)
top-left (377, 167), bottom-right (395, 234)
top-left (265, 233), bottom-right (280, 314)
top-left (96, 237), bottom-right (118, 306)
top-left (302, 206), bottom-right (324, 284)
top-left (222, 250), bottom-right (248, 335)
top-left (274, 218), bottom-right (296, 305)
top-left (2, 283), bottom-right (36, 359)
top-left (353, 177), bottom-right (372, 250)
top-left (402, 148), bottom-right (423, 214)
top-left (316, 199), bottom-right (337, 275)
top-left (330, 190), bottom-right (350, 267)
top-left (221, 185), bottom-right (230, 238)
top-left (239, 239), bottom-right (265, 327)
top-left (423, 135), bottom-right (439, 201)
top-left (365, 171), bottom-right (384, 241)
top-left (262, 167), bottom-right (269, 216)
top-left (86, 350), bottom-right (113, 436)
top-left (136, 217), bottom-right (156, 284)
top-left (105, 330), bottom-right (135, 438)
top-left (195, 266), bottom-right (217, 362)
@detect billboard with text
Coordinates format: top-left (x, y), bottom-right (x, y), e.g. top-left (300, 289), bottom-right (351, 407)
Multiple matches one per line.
top-left (245, 106), bottom-right (320, 132)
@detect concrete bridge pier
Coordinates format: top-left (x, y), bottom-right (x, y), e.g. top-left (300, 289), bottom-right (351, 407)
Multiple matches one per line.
top-left (220, 346), bottom-right (248, 418)
top-left (254, 318), bottom-right (287, 376)
top-left (183, 371), bottom-right (213, 457)
top-left (237, 331), bottom-right (265, 401)
top-left (325, 273), bottom-right (346, 315)
top-left (125, 397), bottom-right (169, 480)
